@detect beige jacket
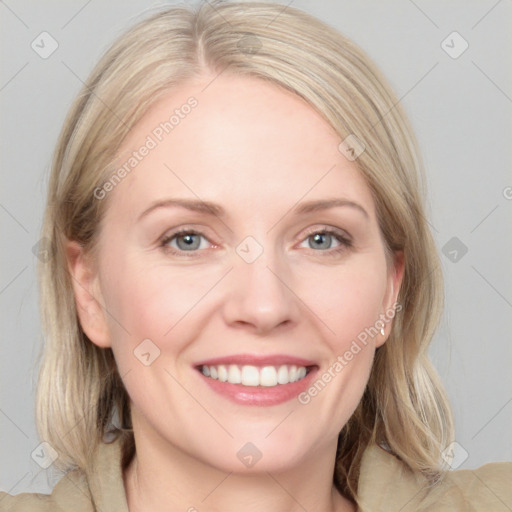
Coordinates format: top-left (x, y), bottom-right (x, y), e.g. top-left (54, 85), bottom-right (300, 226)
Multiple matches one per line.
top-left (1, 437), bottom-right (511, 511)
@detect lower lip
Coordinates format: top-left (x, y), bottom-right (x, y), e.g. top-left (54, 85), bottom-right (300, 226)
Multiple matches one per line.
top-left (197, 368), bottom-right (318, 406)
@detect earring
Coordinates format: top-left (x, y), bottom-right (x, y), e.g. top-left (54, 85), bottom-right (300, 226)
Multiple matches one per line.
top-left (380, 327), bottom-right (385, 336)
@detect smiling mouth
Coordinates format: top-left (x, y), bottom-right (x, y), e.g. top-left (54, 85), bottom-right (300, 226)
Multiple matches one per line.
top-left (197, 364), bottom-right (312, 387)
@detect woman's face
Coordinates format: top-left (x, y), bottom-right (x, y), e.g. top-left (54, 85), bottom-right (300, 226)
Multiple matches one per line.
top-left (71, 73), bottom-right (403, 473)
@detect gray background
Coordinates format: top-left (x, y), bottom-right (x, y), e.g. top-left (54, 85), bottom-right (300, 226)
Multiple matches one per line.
top-left (1, 0), bottom-right (511, 495)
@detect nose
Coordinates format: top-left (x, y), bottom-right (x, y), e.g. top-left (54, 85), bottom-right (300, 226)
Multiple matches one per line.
top-left (221, 248), bottom-right (300, 336)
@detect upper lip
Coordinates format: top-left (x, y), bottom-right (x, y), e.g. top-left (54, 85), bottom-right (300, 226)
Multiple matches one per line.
top-left (195, 354), bottom-right (317, 368)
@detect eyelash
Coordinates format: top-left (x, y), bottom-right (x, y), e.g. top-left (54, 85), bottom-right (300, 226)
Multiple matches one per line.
top-left (301, 227), bottom-right (353, 256)
top-left (159, 226), bottom-right (352, 258)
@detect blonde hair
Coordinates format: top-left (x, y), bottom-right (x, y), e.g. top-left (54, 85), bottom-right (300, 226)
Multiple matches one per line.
top-left (36, 0), bottom-right (454, 503)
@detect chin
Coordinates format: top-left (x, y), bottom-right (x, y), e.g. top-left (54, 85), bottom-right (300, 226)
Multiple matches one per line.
top-left (186, 431), bottom-right (323, 475)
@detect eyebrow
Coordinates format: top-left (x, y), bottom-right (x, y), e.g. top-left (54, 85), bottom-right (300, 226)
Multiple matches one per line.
top-left (138, 197), bottom-right (369, 221)
top-left (138, 198), bottom-right (223, 221)
top-left (294, 198), bottom-right (369, 218)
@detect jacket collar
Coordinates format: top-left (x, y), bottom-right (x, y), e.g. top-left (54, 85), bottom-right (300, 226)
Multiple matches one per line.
top-left (86, 437), bottom-right (432, 512)
top-left (357, 443), bottom-right (433, 511)
top-left (85, 437), bottom-right (130, 512)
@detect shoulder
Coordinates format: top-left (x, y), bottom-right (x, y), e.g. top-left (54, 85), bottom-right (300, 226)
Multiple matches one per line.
top-left (425, 461), bottom-right (512, 511)
top-left (0, 468), bottom-right (93, 512)
top-left (357, 444), bottom-right (512, 511)
top-left (1, 436), bottom-right (129, 512)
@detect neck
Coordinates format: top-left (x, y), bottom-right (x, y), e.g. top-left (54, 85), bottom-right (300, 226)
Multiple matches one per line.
top-left (123, 413), bottom-right (356, 512)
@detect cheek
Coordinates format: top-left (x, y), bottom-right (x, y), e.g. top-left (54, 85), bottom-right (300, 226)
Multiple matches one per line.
top-left (99, 255), bottom-right (220, 360)
top-left (296, 256), bottom-right (388, 348)
top-left (292, 263), bottom-right (387, 440)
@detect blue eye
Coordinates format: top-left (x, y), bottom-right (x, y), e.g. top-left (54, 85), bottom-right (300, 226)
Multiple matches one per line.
top-left (308, 232), bottom-right (336, 250)
top-left (299, 229), bottom-right (352, 254)
top-left (161, 230), bottom-right (209, 253)
top-left (160, 227), bottom-right (352, 258)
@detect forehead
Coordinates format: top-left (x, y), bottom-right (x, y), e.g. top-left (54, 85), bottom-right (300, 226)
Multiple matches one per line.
top-left (106, 73), bottom-right (376, 223)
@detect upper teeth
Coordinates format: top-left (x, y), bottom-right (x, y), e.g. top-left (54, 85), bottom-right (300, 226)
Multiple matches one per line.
top-left (201, 364), bottom-right (308, 387)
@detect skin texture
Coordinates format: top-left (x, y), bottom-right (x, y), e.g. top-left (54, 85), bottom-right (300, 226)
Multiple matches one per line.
top-left (67, 73), bottom-right (404, 512)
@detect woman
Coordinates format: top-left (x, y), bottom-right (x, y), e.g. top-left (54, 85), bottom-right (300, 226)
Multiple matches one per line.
top-left (1, 2), bottom-right (510, 511)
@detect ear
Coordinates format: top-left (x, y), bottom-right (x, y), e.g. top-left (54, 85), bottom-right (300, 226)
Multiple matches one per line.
top-left (65, 240), bottom-right (111, 348)
top-left (376, 250), bottom-right (405, 348)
